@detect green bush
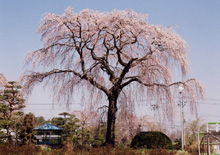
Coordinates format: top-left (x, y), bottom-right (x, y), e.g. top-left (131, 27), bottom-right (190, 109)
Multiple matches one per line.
top-left (130, 131), bottom-right (173, 149)
top-left (173, 138), bottom-right (181, 150)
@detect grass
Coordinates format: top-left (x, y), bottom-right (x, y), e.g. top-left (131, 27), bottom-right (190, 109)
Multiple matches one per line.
top-left (0, 144), bottom-right (194, 155)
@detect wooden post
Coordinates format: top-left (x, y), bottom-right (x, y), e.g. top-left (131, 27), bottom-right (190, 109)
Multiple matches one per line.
top-left (198, 132), bottom-right (200, 155)
top-left (207, 132), bottom-right (209, 155)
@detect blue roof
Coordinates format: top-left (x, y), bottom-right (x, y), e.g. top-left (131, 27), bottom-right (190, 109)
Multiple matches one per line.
top-left (34, 123), bottom-right (63, 130)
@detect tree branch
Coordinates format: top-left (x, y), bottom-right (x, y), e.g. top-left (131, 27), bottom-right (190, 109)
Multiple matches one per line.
top-left (117, 58), bottom-right (138, 86)
top-left (120, 77), bottom-right (197, 89)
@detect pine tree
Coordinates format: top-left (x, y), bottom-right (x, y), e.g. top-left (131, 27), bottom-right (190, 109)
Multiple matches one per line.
top-left (0, 81), bottom-right (25, 143)
top-left (33, 116), bottom-right (46, 127)
top-left (51, 112), bottom-right (80, 142)
top-left (20, 113), bottom-right (34, 145)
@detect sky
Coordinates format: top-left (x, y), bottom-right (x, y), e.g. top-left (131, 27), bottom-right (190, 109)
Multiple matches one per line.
top-left (1, 0), bottom-right (220, 124)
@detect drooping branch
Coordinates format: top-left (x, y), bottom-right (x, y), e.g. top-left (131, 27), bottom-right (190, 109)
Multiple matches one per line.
top-left (120, 77), bottom-right (200, 90)
top-left (23, 69), bottom-right (109, 96)
top-left (0, 73), bottom-right (7, 88)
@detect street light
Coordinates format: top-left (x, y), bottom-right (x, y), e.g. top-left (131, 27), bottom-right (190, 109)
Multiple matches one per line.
top-left (178, 86), bottom-right (184, 94)
top-left (178, 85), bottom-right (184, 152)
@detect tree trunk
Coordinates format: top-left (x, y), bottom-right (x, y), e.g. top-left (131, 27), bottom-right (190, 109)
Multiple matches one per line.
top-left (105, 97), bottom-right (118, 146)
top-left (6, 124), bottom-right (11, 144)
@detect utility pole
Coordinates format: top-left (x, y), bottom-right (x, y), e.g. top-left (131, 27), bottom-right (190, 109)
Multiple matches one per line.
top-left (178, 86), bottom-right (185, 152)
top-left (181, 100), bottom-right (185, 151)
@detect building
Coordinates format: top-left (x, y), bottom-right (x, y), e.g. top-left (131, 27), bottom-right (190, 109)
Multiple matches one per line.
top-left (34, 123), bottom-right (63, 148)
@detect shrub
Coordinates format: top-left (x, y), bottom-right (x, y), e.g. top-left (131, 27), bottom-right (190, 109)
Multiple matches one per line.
top-left (149, 148), bottom-right (176, 155)
top-left (130, 131), bottom-right (173, 149)
top-left (185, 142), bottom-right (198, 155)
top-left (0, 144), bottom-right (41, 155)
top-left (173, 138), bottom-right (181, 150)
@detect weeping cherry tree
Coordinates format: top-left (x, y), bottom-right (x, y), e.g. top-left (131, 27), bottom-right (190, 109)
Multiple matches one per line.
top-left (22, 7), bottom-right (204, 145)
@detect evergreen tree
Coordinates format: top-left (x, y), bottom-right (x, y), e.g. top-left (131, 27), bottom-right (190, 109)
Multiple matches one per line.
top-left (0, 81), bottom-right (25, 143)
top-left (33, 116), bottom-right (46, 127)
top-left (51, 112), bottom-right (80, 142)
top-left (20, 113), bottom-right (34, 144)
top-left (11, 113), bottom-right (23, 145)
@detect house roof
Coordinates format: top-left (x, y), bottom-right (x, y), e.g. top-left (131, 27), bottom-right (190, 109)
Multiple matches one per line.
top-left (34, 123), bottom-right (63, 130)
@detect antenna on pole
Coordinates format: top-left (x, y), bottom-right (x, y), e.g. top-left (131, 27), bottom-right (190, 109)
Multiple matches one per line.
top-left (150, 103), bottom-right (159, 120)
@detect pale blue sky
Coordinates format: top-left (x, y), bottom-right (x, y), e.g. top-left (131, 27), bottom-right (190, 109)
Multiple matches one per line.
top-left (1, 0), bottom-right (220, 121)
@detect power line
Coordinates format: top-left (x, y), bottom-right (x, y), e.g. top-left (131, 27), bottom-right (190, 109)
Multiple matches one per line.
top-left (26, 102), bottom-right (82, 105)
top-left (198, 113), bottom-right (220, 118)
top-left (200, 102), bottom-right (220, 105)
top-left (25, 97), bottom-right (220, 105)
top-left (204, 98), bottom-right (220, 101)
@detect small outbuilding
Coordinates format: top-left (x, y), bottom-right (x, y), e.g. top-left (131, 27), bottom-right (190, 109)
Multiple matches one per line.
top-left (34, 123), bottom-right (63, 148)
